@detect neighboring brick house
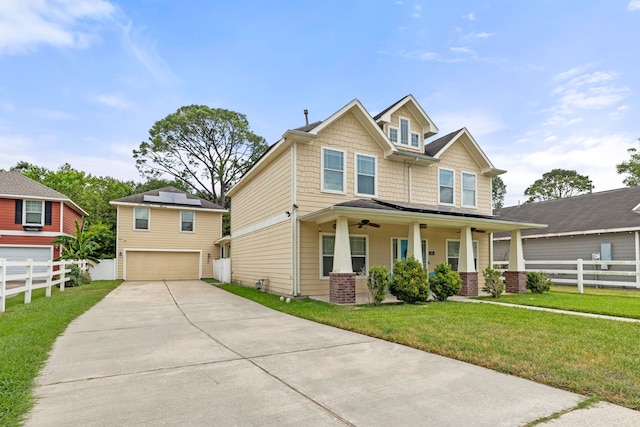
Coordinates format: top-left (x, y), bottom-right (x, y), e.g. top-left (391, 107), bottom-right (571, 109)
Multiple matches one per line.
top-left (0, 171), bottom-right (86, 271)
top-left (227, 95), bottom-right (543, 303)
top-left (110, 187), bottom-right (227, 281)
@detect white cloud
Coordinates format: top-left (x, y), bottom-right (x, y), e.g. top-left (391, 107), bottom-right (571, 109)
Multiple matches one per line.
top-left (412, 4), bottom-right (421, 18)
top-left (120, 20), bottom-right (175, 84)
top-left (628, 0), bottom-right (640, 11)
top-left (0, 0), bottom-right (116, 55)
top-left (32, 108), bottom-right (76, 120)
top-left (449, 46), bottom-right (473, 55)
top-left (399, 49), bottom-right (439, 61)
top-left (90, 92), bottom-right (132, 109)
top-left (463, 12), bottom-right (475, 21)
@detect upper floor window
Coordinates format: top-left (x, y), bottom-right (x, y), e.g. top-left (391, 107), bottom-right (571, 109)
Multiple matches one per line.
top-left (134, 207), bottom-right (149, 230)
top-left (356, 154), bottom-right (376, 196)
top-left (24, 200), bottom-right (44, 225)
top-left (321, 234), bottom-right (367, 277)
top-left (462, 172), bottom-right (477, 207)
top-left (411, 132), bottom-right (420, 148)
top-left (389, 127), bottom-right (398, 143)
top-left (181, 211), bottom-right (194, 232)
top-left (322, 148), bottom-right (345, 193)
top-left (400, 117), bottom-right (409, 145)
top-left (439, 168), bottom-right (455, 205)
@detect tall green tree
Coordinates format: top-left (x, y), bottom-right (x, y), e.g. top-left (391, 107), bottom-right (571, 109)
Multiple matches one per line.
top-left (524, 169), bottom-right (593, 203)
top-left (133, 105), bottom-right (269, 206)
top-left (492, 176), bottom-right (507, 210)
top-left (616, 139), bottom-right (640, 186)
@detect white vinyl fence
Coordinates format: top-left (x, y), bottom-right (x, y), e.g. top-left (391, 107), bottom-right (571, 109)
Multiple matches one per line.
top-left (0, 258), bottom-right (88, 313)
top-left (493, 259), bottom-right (640, 293)
top-left (89, 258), bottom-right (117, 281)
top-left (213, 258), bottom-right (231, 283)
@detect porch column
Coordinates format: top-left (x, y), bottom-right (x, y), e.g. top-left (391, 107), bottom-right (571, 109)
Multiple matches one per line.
top-left (407, 222), bottom-right (423, 266)
top-left (458, 226), bottom-right (478, 296)
top-left (505, 229), bottom-right (527, 293)
top-left (330, 216), bottom-right (355, 304)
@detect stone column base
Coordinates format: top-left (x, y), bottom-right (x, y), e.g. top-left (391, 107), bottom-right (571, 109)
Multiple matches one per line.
top-left (458, 272), bottom-right (479, 297)
top-left (329, 272), bottom-right (356, 304)
top-left (505, 271), bottom-right (527, 293)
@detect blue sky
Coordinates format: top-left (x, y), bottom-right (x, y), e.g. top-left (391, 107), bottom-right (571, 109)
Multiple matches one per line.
top-left (1, 1), bottom-right (639, 206)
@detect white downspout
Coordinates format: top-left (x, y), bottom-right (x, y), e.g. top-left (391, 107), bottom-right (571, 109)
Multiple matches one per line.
top-left (290, 141), bottom-right (299, 296)
top-left (408, 164), bottom-right (413, 203)
top-left (635, 231), bottom-right (639, 288)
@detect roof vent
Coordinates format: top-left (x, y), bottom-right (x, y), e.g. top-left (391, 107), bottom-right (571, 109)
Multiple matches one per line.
top-left (304, 109), bottom-right (309, 126)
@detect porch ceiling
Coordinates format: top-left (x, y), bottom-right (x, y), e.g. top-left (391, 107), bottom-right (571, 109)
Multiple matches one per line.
top-left (298, 199), bottom-right (546, 233)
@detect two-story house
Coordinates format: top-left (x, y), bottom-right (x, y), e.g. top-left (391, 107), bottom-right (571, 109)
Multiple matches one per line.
top-left (110, 187), bottom-right (227, 281)
top-left (0, 171), bottom-right (86, 271)
top-left (227, 95), bottom-right (543, 303)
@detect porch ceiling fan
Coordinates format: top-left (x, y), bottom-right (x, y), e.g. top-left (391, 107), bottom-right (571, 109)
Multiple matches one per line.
top-left (355, 219), bottom-right (380, 228)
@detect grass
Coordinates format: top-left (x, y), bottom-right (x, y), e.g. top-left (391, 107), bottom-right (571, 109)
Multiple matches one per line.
top-left (219, 283), bottom-right (640, 411)
top-left (477, 286), bottom-right (640, 319)
top-left (0, 280), bottom-right (122, 427)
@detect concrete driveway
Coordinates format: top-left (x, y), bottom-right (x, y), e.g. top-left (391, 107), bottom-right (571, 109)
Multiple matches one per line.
top-left (26, 280), bottom-right (640, 426)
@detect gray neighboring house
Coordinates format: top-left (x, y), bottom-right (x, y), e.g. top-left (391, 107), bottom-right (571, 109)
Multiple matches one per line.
top-left (494, 187), bottom-right (640, 285)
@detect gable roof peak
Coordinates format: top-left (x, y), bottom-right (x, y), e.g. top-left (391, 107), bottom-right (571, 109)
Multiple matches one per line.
top-left (373, 94), bottom-right (438, 138)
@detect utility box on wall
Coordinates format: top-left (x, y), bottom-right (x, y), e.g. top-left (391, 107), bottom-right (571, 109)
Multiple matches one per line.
top-left (600, 242), bottom-right (612, 270)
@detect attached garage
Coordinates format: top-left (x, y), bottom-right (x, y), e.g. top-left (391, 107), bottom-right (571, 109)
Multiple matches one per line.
top-left (124, 251), bottom-right (201, 281)
top-left (0, 245), bottom-right (53, 275)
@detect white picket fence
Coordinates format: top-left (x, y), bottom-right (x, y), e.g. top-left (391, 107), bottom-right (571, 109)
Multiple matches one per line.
top-left (0, 258), bottom-right (88, 313)
top-left (493, 259), bottom-right (640, 293)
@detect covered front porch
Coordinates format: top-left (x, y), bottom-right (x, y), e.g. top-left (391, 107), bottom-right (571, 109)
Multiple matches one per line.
top-left (298, 199), bottom-right (544, 304)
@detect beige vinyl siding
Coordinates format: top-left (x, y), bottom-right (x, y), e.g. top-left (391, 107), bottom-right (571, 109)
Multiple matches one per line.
top-left (231, 149), bottom-right (291, 232)
top-left (116, 205), bottom-right (222, 279)
top-left (126, 251), bottom-right (200, 280)
top-left (231, 220), bottom-right (292, 295)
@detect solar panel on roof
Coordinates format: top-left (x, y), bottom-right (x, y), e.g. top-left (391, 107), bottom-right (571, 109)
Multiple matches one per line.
top-left (143, 192), bottom-right (202, 206)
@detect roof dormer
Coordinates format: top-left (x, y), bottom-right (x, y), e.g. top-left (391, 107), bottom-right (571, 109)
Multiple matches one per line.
top-left (374, 95), bottom-right (439, 152)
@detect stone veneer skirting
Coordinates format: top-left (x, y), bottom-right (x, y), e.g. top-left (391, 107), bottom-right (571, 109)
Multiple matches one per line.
top-left (329, 272), bottom-right (356, 304)
top-left (458, 272), bottom-right (479, 297)
top-left (505, 271), bottom-right (527, 293)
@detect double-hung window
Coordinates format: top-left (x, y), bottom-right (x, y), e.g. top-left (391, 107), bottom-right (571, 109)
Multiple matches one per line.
top-left (24, 200), bottom-right (44, 225)
top-left (356, 154), bottom-right (376, 196)
top-left (400, 117), bottom-right (409, 145)
top-left (462, 172), bottom-right (477, 207)
top-left (446, 240), bottom-right (478, 271)
top-left (389, 127), bottom-right (398, 143)
top-left (439, 168), bottom-right (455, 205)
top-left (411, 132), bottom-right (420, 148)
top-left (181, 211), bottom-right (194, 232)
top-left (322, 148), bottom-right (345, 193)
top-left (134, 207), bottom-right (150, 230)
top-left (321, 235), bottom-right (367, 277)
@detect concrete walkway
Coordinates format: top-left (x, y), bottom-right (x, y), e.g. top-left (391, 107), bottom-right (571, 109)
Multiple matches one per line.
top-left (26, 281), bottom-right (640, 426)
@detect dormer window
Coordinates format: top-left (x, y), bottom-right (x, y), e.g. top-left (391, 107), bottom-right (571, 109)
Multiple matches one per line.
top-left (400, 117), bottom-right (409, 145)
top-left (411, 132), bottom-right (420, 148)
top-left (389, 127), bottom-right (398, 143)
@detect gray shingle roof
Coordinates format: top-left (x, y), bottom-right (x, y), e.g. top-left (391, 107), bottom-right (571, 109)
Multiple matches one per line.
top-left (495, 186), bottom-right (640, 237)
top-left (424, 129), bottom-right (462, 157)
top-left (0, 170), bottom-right (72, 200)
top-left (111, 186), bottom-right (225, 210)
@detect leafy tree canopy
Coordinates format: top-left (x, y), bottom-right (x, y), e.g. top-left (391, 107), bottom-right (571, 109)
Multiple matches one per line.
top-left (492, 176), bottom-right (507, 210)
top-left (133, 105), bottom-right (269, 206)
top-left (524, 168), bottom-right (593, 203)
top-left (53, 220), bottom-right (102, 263)
top-left (616, 140), bottom-right (640, 186)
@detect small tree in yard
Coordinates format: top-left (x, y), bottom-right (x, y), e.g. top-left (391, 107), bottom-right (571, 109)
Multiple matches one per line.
top-left (430, 262), bottom-right (462, 301)
top-left (526, 271), bottom-right (552, 294)
top-left (482, 267), bottom-right (505, 298)
top-left (367, 265), bottom-right (390, 305)
top-left (390, 257), bottom-right (429, 303)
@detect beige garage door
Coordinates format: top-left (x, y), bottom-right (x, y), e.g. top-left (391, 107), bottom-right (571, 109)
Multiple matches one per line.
top-left (126, 251), bottom-right (200, 280)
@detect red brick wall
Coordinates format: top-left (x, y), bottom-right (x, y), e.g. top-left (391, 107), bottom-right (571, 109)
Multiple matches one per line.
top-left (458, 272), bottom-right (479, 297)
top-left (329, 272), bottom-right (356, 304)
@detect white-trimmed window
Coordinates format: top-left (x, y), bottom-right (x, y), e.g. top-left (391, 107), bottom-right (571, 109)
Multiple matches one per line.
top-left (400, 117), bottom-right (409, 145)
top-left (180, 210), bottom-right (194, 232)
top-left (392, 238), bottom-right (428, 269)
top-left (439, 168), bottom-right (455, 205)
top-left (134, 207), bottom-right (150, 230)
top-left (389, 127), bottom-right (398, 143)
top-left (446, 240), bottom-right (478, 271)
top-left (411, 132), bottom-right (420, 148)
top-left (24, 200), bottom-right (44, 225)
top-left (321, 234), bottom-right (367, 277)
top-left (462, 172), bottom-right (477, 207)
top-left (356, 154), bottom-right (376, 196)
top-left (322, 148), bottom-right (345, 193)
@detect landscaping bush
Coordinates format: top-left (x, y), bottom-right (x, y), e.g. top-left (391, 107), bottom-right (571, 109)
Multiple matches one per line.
top-left (367, 265), bottom-right (390, 305)
top-left (390, 257), bottom-right (429, 303)
top-left (526, 271), bottom-right (552, 294)
top-left (67, 265), bottom-right (92, 287)
top-left (430, 262), bottom-right (462, 301)
top-left (482, 267), bottom-right (505, 298)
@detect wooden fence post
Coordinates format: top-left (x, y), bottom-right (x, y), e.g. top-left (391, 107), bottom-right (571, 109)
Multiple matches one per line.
top-left (577, 258), bottom-right (584, 294)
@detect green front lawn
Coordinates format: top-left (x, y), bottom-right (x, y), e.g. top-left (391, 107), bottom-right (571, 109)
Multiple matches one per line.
top-left (219, 283), bottom-right (640, 411)
top-left (0, 281), bottom-right (122, 426)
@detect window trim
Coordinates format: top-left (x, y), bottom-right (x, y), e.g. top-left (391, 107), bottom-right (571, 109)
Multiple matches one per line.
top-left (23, 200), bottom-right (44, 226)
top-left (355, 153), bottom-right (377, 197)
top-left (319, 233), bottom-right (368, 279)
top-left (133, 207), bottom-right (150, 231)
top-left (438, 167), bottom-right (455, 206)
top-left (461, 171), bottom-right (477, 208)
top-left (445, 239), bottom-right (479, 271)
top-left (180, 210), bottom-right (195, 232)
top-left (399, 116), bottom-right (410, 146)
top-left (321, 147), bottom-right (346, 194)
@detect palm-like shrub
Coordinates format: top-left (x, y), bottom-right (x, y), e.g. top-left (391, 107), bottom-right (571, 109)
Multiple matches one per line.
top-left (52, 220), bottom-right (102, 264)
top-left (390, 257), bottom-right (429, 303)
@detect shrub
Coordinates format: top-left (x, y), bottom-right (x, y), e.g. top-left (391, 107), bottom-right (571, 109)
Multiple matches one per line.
top-left (367, 265), bottom-right (390, 305)
top-left (67, 264), bottom-right (92, 287)
top-left (482, 267), bottom-right (505, 298)
top-left (526, 271), bottom-right (552, 294)
top-left (390, 257), bottom-right (429, 303)
top-left (430, 262), bottom-right (462, 301)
